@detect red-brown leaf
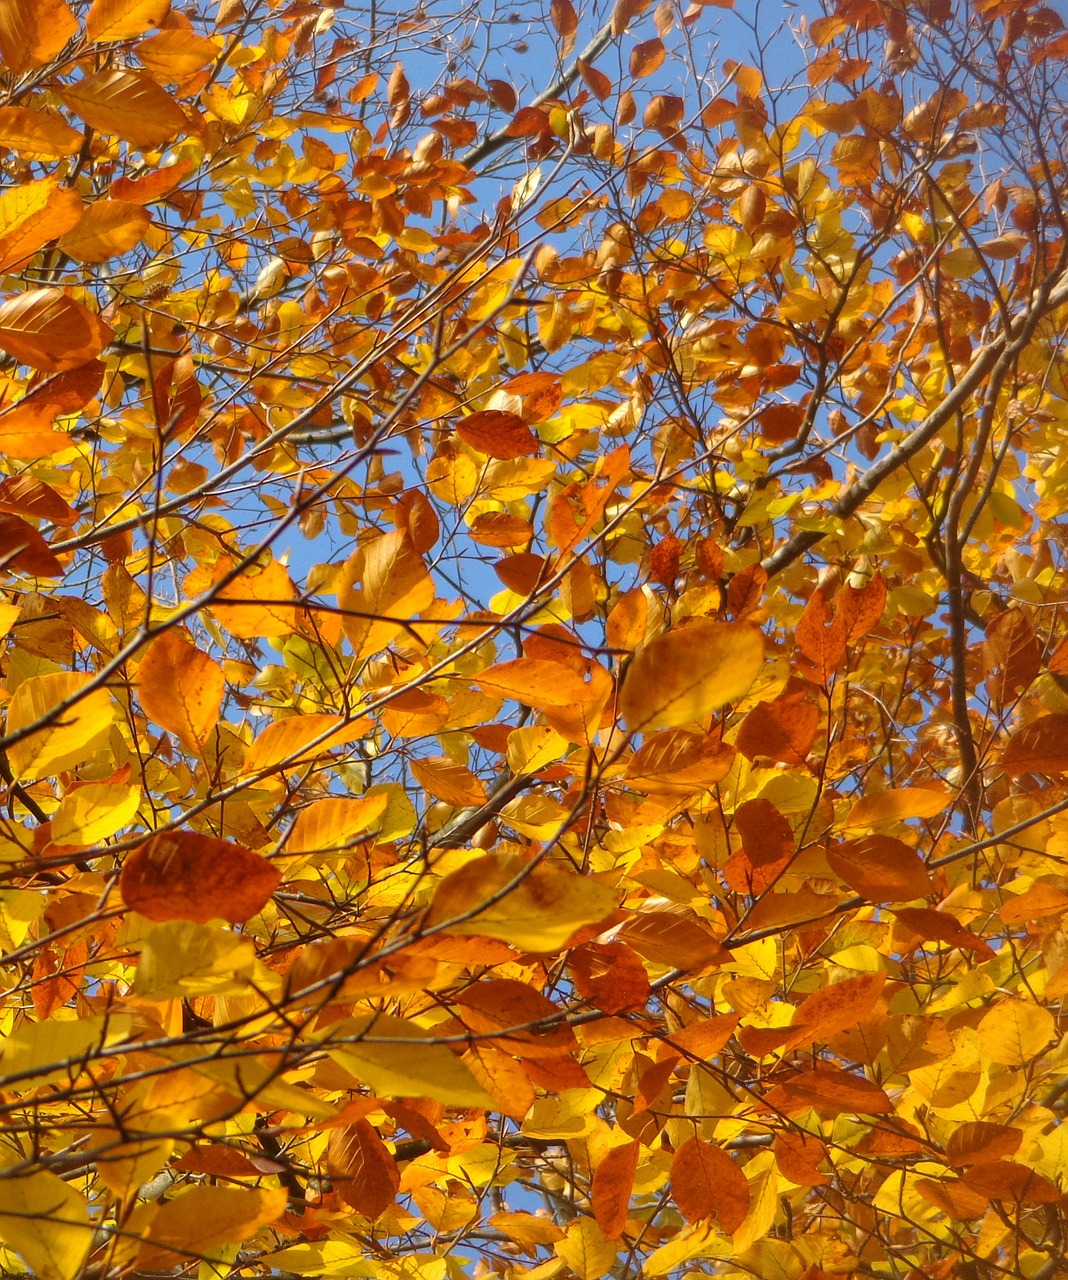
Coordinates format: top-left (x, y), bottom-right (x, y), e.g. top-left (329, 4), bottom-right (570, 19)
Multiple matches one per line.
top-left (120, 831), bottom-right (280, 924)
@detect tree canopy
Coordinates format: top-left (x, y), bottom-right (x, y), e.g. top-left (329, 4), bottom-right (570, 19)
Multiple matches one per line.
top-left (1, 0), bottom-right (1068, 1277)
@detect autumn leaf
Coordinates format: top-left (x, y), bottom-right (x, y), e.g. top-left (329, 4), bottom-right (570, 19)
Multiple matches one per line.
top-left (620, 620), bottom-right (764, 730)
top-left (456, 409), bottom-right (540, 459)
top-left (0, 289), bottom-right (113, 372)
top-left (670, 1137), bottom-right (750, 1232)
top-left (426, 853), bottom-right (616, 950)
top-left (138, 629), bottom-right (224, 753)
top-left (120, 831), bottom-right (280, 923)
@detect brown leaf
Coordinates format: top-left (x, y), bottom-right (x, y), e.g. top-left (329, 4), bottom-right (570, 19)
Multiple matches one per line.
top-left (328, 1120), bottom-right (400, 1220)
top-left (779, 1066), bottom-right (893, 1115)
top-left (593, 1141), bottom-right (639, 1239)
top-left (733, 798), bottom-right (794, 867)
top-left (569, 941), bottom-right (650, 1014)
top-left (826, 835), bottom-right (934, 903)
top-left (120, 831), bottom-right (280, 923)
top-left (0, 513), bottom-right (64, 577)
top-left (999, 713), bottom-right (1068, 776)
top-left (736, 696), bottom-right (819, 764)
top-left (670, 1137), bottom-right (750, 1232)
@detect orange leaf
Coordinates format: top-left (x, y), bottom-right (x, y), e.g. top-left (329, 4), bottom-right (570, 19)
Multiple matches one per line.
top-left (620, 620), bottom-right (764, 731)
top-left (474, 657), bottom-right (594, 709)
top-left (624, 729), bottom-right (735, 795)
top-left (944, 1122), bottom-right (1022, 1168)
top-left (787, 972), bottom-right (886, 1048)
top-left (242, 714), bottom-right (372, 775)
top-left (456, 409), bottom-right (540, 460)
top-left (775, 1131), bottom-right (830, 1187)
top-left (843, 786), bottom-right (950, 829)
top-left (453, 978), bottom-right (577, 1059)
top-left (0, 289), bottom-right (113, 372)
top-left (631, 37), bottom-right (666, 77)
top-left (0, 106), bottom-right (82, 158)
top-left (120, 831), bottom-right (280, 923)
top-left (999, 713), bottom-right (1068, 775)
top-left (665, 1013), bottom-right (740, 1060)
top-left (960, 1161), bottom-right (1062, 1205)
top-left (736, 696), bottom-right (819, 764)
top-left (569, 941), bottom-right (650, 1014)
top-left (328, 1121), bottom-right (400, 1220)
top-left (57, 199), bottom-right (151, 263)
top-left (779, 1066), bottom-right (893, 1115)
top-left (87, 0), bottom-right (169, 42)
top-left (410, 755), bottom-right (487, 807)
top-left (0, 178), bottom-right (83, 273)
top-left (0, 0), bottom-right (78, 72)
top-left (670, 1136), bottom-right (750, 1232)
top-left (138, 629), bottom-right (223, 754)
top-left (462, 1043), bottom-right (536, 1119)
top-left (339, 531), bottom-right (435, 660)
top-left (893, 907), bottom-right (995, 957)
top-left (794, 589), bottom-right (845, 685)
top-left (826, 835), bottom-right (934, 902)
top-left (734, 798), bottom-right (794, 867)
top-left (983, 608), bottom-right (1042, 705)
top-left (0, 360), bottom-right (104, 433)
top-left (593, 1141), bottom-right (639, 1239)
top-left (620, 910), bottom-right (730, 970)
top-left (836, 573), bottom-right (887, 644)
top-left (0, 475), bottom-right (78, 526)
top-left (209, 556), bottom-right (299, 639)
top-left (0, 513), bottom-right (65, 577)
top-left (59, 69), bottom-right (187, 149)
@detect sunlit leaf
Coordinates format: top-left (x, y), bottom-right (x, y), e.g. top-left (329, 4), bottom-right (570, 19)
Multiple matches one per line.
top-left (120, 830), bottom-right (280, 923)
top-left (620, 620), bottom-right (764, 730)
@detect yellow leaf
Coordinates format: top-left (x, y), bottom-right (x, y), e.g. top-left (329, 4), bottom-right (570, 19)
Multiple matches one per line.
top-left (138, 629), bottom-right (224, 753)
top-left (134, 920), bottom-right (257, 998)
top-left (426, 853), bottom-right (617, 950)
top-left (976, 999), bottom-right (1055, 1067)
top-left (339, 530), bottom-right (435, 661)
top-left (5, 672), bottom-right (113, 781)
top-left (0, 180), bottom-right (82, 272)
top-left (57, 199), bottom-right (151, 263)
top-left (620, 620), bottom-right (764, 731)
top-left (51, 780), bottom-right (141, 845)
top-left (843, 786), bottom-right (950, 830)
top-left (286, 794), bottom-right (389, 855)
top-left (323, 1013), bottom-right (494, 1108)
top-left (91, 1125), bottom-right (174, 1200)
top-left (59, 69), bottom-right (187, 149)
top-left (136, 28), bottom-right (220, 80)
top-left (0, 1013), bottom-right (129, 1082)
top-left (209, 556), bottom-right (299, 639)
top-left (0, 0), bottom-right (78, 72)
top-left (0, 1169), bottom-right (92, 1280)
top-left (0, 107), bottom-right (82, 158)
top-left (137, 1185), bottom-right (286, 1272)
top-left (507, 725), bottom-right (569, 775)
top-left (87, 0), bottom-right (170, 42)
top-left (242, 713), bottom-right (373, 775)
top-left (555, 1219), bottom-right (618, 1280)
